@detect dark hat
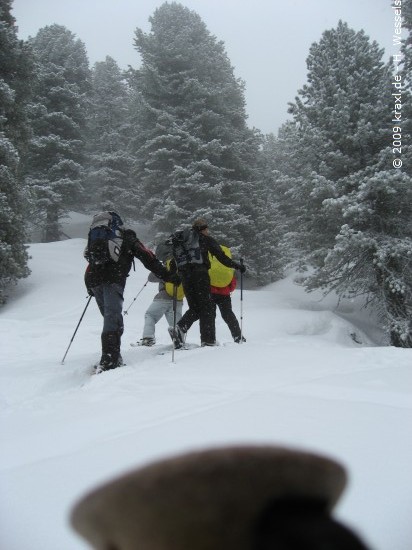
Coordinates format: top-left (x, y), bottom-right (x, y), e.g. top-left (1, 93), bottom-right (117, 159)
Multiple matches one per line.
top-left (71, 445), bottom-right (348, 550)
top-left (192, 218), bottom-right (208, 231)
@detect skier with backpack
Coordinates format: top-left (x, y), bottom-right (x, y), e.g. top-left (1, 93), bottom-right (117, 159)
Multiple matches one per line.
top-left (134, 246), bottom-right (184, 347)
top-left (84, 211), bottom-right (180, 372)
top-left (209, 246), bottom-right (245, 343)
top-left (171, 242), bottom-right (245, 345)
top-left (168, 218), bottom-right (246, 348)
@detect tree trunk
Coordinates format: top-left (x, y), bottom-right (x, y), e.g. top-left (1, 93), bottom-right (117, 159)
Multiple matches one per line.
top-left (44, 208), bottom-right (60, 242)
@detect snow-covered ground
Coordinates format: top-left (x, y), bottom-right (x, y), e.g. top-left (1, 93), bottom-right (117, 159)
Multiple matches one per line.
top-left (1, 235), bottom-right (411, 550)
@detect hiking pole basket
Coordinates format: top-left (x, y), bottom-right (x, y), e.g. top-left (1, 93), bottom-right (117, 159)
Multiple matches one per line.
top-left (61, 296), bottom-right (92, 364)
top-left (124, 280), bottom-right (148, 315)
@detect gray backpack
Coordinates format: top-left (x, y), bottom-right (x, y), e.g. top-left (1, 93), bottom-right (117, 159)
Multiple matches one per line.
top-left (171, 228), bottom-right (203, 268)
top-left (86, 212), bottom-right (124, 265)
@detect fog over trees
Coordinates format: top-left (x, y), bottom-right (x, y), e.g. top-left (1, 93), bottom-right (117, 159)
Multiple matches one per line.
top-left (1, 0), bottom-right (411, 346)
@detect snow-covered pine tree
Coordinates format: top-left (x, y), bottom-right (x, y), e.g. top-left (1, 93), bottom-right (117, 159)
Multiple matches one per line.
top-left (400, 0), bottom-right (412, 179)
top-left (308, 147), bottom-right (412, 347)
top-left (265, 123), bottom-right (310, 271)
top-left (129, 2), bottom-right (261, 266)
top-left (279, 21), bottom-right (412, 347)
top-left (85, 56), bottom-right (135, 215)
top-left (26, 25), bottom-right (90, 242)
top-left (402, 0), bottom-right (412, 88)
top-left (251, 133), bottom-right (290, 284)
top-left (0, 0), bottom-right (33, 303)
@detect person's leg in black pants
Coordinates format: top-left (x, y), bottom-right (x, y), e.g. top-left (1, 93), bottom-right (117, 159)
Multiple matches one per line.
top-left (178, 268), bottom-right (215, 344)
top-left (213, 294), bottom-right (241, 341)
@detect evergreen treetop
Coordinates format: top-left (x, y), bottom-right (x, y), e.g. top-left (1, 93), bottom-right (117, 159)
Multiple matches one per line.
top-left (131, 2), bottom-right (261, 267)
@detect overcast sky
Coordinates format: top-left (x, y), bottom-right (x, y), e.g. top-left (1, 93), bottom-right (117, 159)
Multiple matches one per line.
top-left (12, 0), bottom-right (398, 134)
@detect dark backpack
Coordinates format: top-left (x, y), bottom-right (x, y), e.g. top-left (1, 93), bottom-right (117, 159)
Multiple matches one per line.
top-left (87, 212), bottom-right (124, 266)
top-left (171, 228), bottom-right (203, 268)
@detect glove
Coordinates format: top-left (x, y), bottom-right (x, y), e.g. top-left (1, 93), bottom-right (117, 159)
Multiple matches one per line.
top-left (87, 287), bottom-right (94, 297)
top-left (235, 262), bottom-right (246, 274)
top-left (167, 273), bottom-right (182, 286)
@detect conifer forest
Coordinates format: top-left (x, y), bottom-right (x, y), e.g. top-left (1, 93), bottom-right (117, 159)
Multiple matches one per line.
top-left (1, 0), bottom-right (412, 347)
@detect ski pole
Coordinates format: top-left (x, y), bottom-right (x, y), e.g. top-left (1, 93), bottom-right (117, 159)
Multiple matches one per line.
top-left (124, 280), bottom-right (148, 315)
top-left (171, 284), bottom-right (178, 364)
top-left (240, 258), bottom-right (244, 343)
top-left (61, 296), bottom-right (92, 364)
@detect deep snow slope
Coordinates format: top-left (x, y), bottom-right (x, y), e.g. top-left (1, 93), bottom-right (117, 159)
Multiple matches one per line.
top-left (1, 239), bottom-right (411, 550)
